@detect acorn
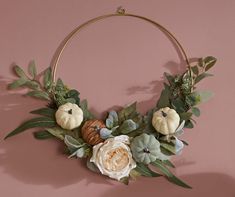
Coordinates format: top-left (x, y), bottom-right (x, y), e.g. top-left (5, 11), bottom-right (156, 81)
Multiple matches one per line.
top-left (81, 120), bottom-right (106, 145)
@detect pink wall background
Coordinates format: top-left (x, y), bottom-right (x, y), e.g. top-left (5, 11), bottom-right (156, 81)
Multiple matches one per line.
top-left (0, 0), bottom-right (235, 196)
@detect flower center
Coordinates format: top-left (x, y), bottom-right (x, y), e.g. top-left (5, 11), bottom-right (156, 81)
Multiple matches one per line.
top-left (143, 147), bottom-right (150, 153)
top-left (104, 147), bottom-right (129, 171)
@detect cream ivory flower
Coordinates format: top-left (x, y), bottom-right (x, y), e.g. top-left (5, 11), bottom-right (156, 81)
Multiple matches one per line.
top-left (90, 135), bottom-right (136, 180)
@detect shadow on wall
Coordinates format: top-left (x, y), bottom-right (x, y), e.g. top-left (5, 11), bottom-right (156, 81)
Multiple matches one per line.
top-left (101, 173), bottom-right (235, 197)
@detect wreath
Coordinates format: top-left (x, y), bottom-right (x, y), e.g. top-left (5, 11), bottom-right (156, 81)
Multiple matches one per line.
top-left (4, 8), bottom-right (216, 188)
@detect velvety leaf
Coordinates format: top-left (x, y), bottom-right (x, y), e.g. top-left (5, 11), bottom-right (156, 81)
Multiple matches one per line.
top-left (8, 78), bottom-right (27, 89)
top-left (24, 81), bottom-right (40, 90)
top-left (28, 61), bottom-right (37, 78)
top-left (33, 130), bottom-right (54, 140)
top-left (195, 73), bottom-right (213, 84)
top-left (26, 90), bottom-right (51, 101)
top-left (46, 127), bottom-right (66, 140)
top-left (99, 128), bottom-right (112, 139)
top-left (151, 160), bottom-right (192, 188)
top-left (105, 116), bottom-right (113, 129)
top-left (4, 117), bottom-right (56, 139)
top-left (135, 163), bottom-right (161, 177)
top-left (30, 107), bottom-right (56, 118)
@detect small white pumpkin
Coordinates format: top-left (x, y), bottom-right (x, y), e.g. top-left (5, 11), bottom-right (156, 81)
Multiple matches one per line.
top-left (152, 107), bottom-right (180, 135)
top-left (55, 103), bottom-right (83, 130)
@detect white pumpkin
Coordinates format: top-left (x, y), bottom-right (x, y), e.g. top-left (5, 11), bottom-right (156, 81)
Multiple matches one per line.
top-left (152, 107), bottom-right (180, 135)
top-left (55, 103), bottom-right (83, 130)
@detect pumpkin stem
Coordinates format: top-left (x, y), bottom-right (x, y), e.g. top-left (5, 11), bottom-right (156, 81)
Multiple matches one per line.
top-left (68, 109), bottom-right (73, 114)
top-left (143, 147), bottom-right (150, 153)
top-left (161, 111), bottom-right (167, 117)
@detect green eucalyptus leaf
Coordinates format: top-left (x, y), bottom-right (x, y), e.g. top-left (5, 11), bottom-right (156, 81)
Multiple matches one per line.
top-left (30, 107), bottom-right (56, 118)
top-left (119, 119), bottom-right (137, 134)
top-left (26, 90), bottom-right (51, 101)
top-left (184, 120), bottom-right (194, 128)
top-left (24, 81), bottom-right (40, 90)
top-left (80, 99), bottom-right (95, 120)
top-left (180, 112), bottom-right (193, 121)
top-left (28, 61), bottom-right (37, 78)
top-left (192, 107), bottom-right (200, 117)
top-left (118, 102), bottom-right (137, 123)
top-left (135, 163), bottom-right (161, 177)
top-left (157, 88), bottom-right (170, 109)
top-left (4, 117), bottom-right (56, 139)
top-left (14, 65), bottom-right (28, 79)
top-left (191, 65), bottom-right (199, 75)
top-left (151, 160), bottom-right (192, 189)
top-left (105, 117), bottom-right (113, 129)
top-left (8, 78), bottom-right (27, 89)
top-left (43, 67), bottom-right (52, 89)
top-left (33, 130), bottom-right (54, 140)
top-left (195, 73), bottom-right (213, 84)
top-left (192, 90), bottom-right (214, 104)
top-left (204, 56), bottom-right (217, 71)
top-left (162, 160), bottom-right (175, 168)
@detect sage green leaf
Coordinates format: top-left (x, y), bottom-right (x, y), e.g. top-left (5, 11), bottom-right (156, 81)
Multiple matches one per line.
top-left (43, 67), bottom-right (52, 89)
top-left (157, 88), bottom-right (170, 109)
top-left (119, 177), bottom-right (129, 185)
top-left (26, 91), bottom-right (50, 101)
top-left (184, 120), bottom-right (194, 128)
top-left (151, 160), bottom-right (192, 188)
top-left (160, 142), bottom-right (176, 155)
top-left (24, 81), bottom-right (40, 90)
top-left (118, 102), bottom-right (137, 123)
top-left (192, 107), bottom-right (200, 117)
top-left (191, 65), bottom-right (199, 75)
top-left (28, 61), bottom-right (37, 78)
top-left (46, 127), bottom-right (66, 140)
top-left (4, 117), bottom-right (56, 139)
top-left (180, 112), bottom-right (193, 121)
top-left (30, 107), bottom-right (56, 118)
top-left (80, 99), bottom-right (95, 120)
top-left (204, 56), bottom-right (217, 71)
top-left (14, 65), bottom-right (27, 79)
top-left (164, 72), bottom-right (174, 84)
top-left (171, 98), bottom-right (186, 113)
top-left (195, 73), bottom-right (213, 84)
top-left (64, 135), bottom-right (83, 149)
top-left (192, 90), bottom-right (214, 104)
top-left (105, 116), bottom-right (113, 129)
top-left (87, 160), bottom-right (100, 173)
top-left (162, 160), bottom-right (175, 168)
top-left (33, 130), bottom-right (54, 140)
top-left (119, 119), bottom-right (137, 134)
top-left (135, 163), bottom-right (161, 177)
top-left (66, 98), bottom-right (76, 103)
top-left (8, 78), bottom-right (27, 89)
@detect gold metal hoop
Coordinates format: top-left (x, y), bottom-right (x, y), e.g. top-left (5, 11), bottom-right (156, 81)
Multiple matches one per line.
top-left (52, 7), bottom-right (191, 82)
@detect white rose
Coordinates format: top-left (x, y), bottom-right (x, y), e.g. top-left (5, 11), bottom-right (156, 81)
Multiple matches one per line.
top-left (90, 135), bottom-right (136, 181)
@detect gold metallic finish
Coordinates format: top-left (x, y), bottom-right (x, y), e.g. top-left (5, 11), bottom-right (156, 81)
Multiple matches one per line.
top-left (52, 7), bottom-right (191, 82)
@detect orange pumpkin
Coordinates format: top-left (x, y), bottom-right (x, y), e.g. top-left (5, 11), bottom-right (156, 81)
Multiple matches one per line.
top-left (81, 120), bottom-right (106, 145)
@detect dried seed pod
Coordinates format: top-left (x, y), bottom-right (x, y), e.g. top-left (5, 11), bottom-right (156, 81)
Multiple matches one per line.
top-left (81, 120), bottom-right (106, 145)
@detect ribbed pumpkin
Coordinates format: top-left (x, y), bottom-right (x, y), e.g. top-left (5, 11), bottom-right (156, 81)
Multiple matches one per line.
top-left (81, 120), bottom-right (105, 145)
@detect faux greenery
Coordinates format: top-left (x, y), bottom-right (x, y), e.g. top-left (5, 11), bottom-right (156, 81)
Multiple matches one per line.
top-left (4, 56), bottom-right (216, 189)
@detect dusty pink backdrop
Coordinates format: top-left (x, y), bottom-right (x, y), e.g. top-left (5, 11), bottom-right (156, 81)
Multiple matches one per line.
top-left (0, 0), bottom-right (235, 196)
